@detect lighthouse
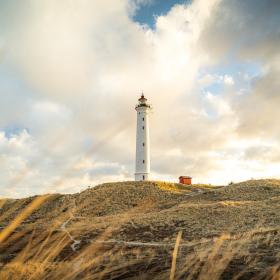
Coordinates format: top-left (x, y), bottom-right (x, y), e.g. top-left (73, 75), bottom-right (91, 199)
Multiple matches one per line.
top-left (135, 94), bottom-right (151, 181)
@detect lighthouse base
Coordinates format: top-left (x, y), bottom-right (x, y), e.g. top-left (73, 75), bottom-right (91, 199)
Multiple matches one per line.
top-left (135, 173), bottom-right (150, 181)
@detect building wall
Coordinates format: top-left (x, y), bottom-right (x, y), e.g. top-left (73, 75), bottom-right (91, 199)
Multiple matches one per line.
top-left (179, 177), bottom-right (192, 185)
top-left (135, 106), bottom-right (150, 181)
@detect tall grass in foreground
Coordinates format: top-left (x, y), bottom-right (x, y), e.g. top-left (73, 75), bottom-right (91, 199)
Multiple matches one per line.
top-left (1, 196), bottom-right (280, 279)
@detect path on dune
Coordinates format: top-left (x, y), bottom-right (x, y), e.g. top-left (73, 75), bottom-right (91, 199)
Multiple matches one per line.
top-left (59, 188), bottom-right (205, 251)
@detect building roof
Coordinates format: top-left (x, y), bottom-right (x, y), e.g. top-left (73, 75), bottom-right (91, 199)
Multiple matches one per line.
top-left (179, 176), bottom-right (192, 179)
top-left (136, 93), bottom-right (151, 109)
top-left (138, 93), bottom-right (147, 102)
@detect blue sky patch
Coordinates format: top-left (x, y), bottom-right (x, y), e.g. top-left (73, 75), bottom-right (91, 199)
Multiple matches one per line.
top-left (133, 0), bottom-right (189, 28)
top-left (3, 125), bottom-right (29, 138)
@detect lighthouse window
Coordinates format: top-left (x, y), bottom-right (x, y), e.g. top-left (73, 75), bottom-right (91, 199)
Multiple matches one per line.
top-left (142, 126), bottom-right (144, 130)
top-left (143, 175), bottom-right (145, 180)
top-left (143, 160), bottom-right (145, 164)
top-left (142, 117), bottom-right (144, 121)
top-left (143, 142), bottom-right (145, 147)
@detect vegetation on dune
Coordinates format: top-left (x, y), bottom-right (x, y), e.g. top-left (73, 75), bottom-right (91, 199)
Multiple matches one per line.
top-left (1, 179), bottom-right (280, 279)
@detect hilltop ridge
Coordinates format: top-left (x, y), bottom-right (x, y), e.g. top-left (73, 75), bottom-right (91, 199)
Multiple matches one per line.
top-left (2, 179), bottom-right (280, 240)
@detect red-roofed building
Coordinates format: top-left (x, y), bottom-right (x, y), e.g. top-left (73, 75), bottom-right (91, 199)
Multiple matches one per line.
top-left (179, 176), bottom-right (192, 185)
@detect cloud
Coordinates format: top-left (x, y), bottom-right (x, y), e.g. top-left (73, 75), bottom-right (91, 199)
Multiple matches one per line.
top-left (223, 75), bottom-right (234, 86)
top-left (0, 0), bottom-right (279, 197)
top-left (199, 0), bottom-right (280, 140)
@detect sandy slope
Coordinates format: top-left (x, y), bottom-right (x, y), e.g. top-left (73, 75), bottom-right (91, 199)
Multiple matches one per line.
top-left (1, 179), bottom-right (280, 279)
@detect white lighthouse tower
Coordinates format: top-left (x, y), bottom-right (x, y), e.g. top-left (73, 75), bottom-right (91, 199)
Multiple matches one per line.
top-left (135, 94), bottom-right (151, 181)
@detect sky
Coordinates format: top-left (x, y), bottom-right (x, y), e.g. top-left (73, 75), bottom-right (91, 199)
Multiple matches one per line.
top-left (0, 0), bottom-right (280, 197)
top-left (133, 0), bottom-right (189, 27)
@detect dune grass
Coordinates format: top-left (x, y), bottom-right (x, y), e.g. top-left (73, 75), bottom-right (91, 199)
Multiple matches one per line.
top-left (1, 180), bottom-right (280, 279)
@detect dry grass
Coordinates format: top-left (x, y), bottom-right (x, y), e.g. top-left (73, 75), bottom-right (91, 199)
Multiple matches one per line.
top-left (1, 179), bottom-right (280, 279)
top-left (170, 230), bottom-right (182, 280)
top-left (0, 195), bottom-right (51, 243)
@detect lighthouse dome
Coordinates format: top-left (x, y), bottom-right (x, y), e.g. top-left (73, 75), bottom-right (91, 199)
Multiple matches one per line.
top-left (136, 94), bottom-right (151, 109)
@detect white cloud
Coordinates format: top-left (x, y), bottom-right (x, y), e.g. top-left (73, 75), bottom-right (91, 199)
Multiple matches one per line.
top-left (198, 73), bottom-right (234, 86)
top-left (222, 75), bottom-right (234, 85)
top-left (0, 0), bottom-right (279, 197)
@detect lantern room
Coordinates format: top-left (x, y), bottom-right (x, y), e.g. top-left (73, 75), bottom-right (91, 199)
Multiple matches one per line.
top-left (136, 94), bottom-right (151, 109)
